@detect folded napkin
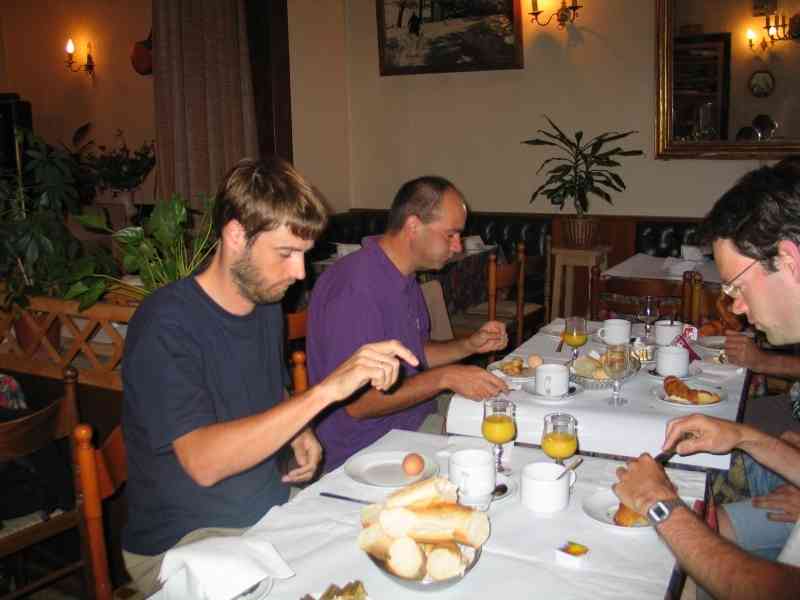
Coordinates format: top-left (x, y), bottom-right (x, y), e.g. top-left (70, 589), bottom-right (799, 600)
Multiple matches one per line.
top-left (663, 257), bottom-right (700, 276)
top-left (156, 532), bottom-right (294, 600)
top-left (693, 359), bottom-right (744, 387)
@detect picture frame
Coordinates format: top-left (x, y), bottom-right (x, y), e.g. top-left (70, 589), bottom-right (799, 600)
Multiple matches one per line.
top-left (376, 0), bottom-right (524, 76)
top-left (752, 0), bottom-right (777, 17)
top-left (748, 69), bottom-right (775, 98)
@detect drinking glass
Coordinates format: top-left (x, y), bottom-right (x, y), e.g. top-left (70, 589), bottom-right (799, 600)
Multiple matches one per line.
top-left (541, 412), bottom-right (578, 466)
top-left (637, 296), bottom-right (660, 340)
top-left (482, 398), bottom-right (517, 474)
top-left (603, 343), bottom-right (631, 406)
top-left (563, 316), bottom-right (588, 363)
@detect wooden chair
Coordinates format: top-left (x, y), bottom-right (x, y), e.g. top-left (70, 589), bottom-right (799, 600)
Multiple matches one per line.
top-left (590, 266), bottom-right (696, 323)
top-left (0, 367), bottom-right (81, 599)
top-left (73, 424), bottom-right (131, 600)
top-left (451, 242), bottom-right (544, 350)
top-left (285, 309), bottom-right (308, 393)
top-left (420, 280), bottom-right (454, 342)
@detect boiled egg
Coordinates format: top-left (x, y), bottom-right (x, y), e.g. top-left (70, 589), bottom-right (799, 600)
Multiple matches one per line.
top-left (402, 452), bottom-right (425, 476)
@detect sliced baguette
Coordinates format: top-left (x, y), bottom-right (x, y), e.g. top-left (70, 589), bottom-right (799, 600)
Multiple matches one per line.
top-left (379, 504), bottom-right (490, 548)
top-left (361, 503), bottom-right (384, 527)
top-left (425, 541), bottom-right (465, 581)
top-left (385, 476), bottom-right (458, 509)
top-left (385, 536), bottom-right (426, 580)
top-left (357, 522), bottom-right (393, 561)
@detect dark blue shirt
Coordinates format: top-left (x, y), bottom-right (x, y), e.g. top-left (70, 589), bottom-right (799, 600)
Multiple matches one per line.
top-left (121, 277), bottom-right (289, 555)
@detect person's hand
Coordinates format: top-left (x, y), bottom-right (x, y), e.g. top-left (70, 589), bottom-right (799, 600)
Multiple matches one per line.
top-left (662, 414), bottom-right (746, 456)
top-left (319, 340), bottom-right (419, 401)
top-left (752, 484), bottom-right (800, 523)
top-left (613, 454), bottom-right (679, 516)
top-left (780, 430), bottom-right (800, 450)
top-left (443, 365), bottom-right (509, 400)
top-left (467, 321), bottom-right (508, 354)
top-left (724, 331), bottom-right (764, 369)
top-left (283, 428), bottom-right (322, 483)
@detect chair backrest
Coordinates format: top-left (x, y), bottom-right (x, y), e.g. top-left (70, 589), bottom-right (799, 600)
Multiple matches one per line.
top-left (285, 309), bottom-right (309, 393)
top-left (420, 280), bottom-right (454, 342)
top-left (489, 242), bottom-right (526, 346)
top-left (74, 424), bottom-right (128, 600)
top-left (589, 266), bottom-right (696, 324)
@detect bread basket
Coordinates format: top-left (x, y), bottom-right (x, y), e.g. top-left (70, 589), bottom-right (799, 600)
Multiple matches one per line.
top-left (366, 545), bottom-right (481, 591)
top-left (570, 356), bottom-right (641, 390)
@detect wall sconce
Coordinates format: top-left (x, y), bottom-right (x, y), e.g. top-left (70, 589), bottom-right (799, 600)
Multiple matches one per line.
top-left (529, 0), bottom-right (583, 29)
top-left (747, 28), bottom-right (769, 52)
top-left (65, 38), bottom-right (95, 78)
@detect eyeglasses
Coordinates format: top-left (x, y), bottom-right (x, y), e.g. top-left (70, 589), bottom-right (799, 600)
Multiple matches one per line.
top-left (721, 259), bottom-right (759, 298)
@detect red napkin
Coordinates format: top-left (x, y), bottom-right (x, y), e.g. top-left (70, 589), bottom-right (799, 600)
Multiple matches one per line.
top-left (674, 334), bottom-right (702, 362)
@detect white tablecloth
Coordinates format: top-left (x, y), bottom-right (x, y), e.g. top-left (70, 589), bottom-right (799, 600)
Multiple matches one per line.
top-left (602, 253), bottom-right (721, 285)
top-left (257, 429), bottom-right (706, 600)
top-left (446, 321), bottom-right (746, 471)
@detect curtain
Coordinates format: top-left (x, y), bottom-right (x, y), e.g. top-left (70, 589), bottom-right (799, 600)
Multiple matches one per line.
top-left (152, 0), bottom-right (259, 210)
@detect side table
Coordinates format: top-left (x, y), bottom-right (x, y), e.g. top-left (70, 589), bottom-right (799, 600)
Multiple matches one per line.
top-left (550, 245), bottom-right (610, 319)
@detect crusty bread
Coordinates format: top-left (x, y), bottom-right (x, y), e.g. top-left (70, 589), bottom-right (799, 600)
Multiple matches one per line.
top-left (425, 541), bottom-right (465, 581)
top-left (613, 503), bottom-right (648, 527)
top-left (694, 389), bottom-right (721, 405)
top-left (663, 376), bottom-right (720, 405)
top-left (357, 522), bottom-right (393, 561)
top-left (385, 476), bottom-right (458, 509)
top-left (385, 536), bottom-right (426, 580)
top-left (361, 503), bottom-right (384, 527)
top-left (379, 504), bottom-right (490, 548)
top-left (573, 356), bottom-right (601, 378)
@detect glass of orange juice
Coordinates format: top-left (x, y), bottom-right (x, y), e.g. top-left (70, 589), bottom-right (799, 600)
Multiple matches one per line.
top-left (482, 397), bottom-right (517, 474)
top-left (564, 316), bottom-right (588, 363)
top-left (541, 413), bottom-right (578, 465)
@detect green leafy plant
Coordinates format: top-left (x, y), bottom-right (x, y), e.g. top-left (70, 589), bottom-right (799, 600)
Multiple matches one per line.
top-left (523, 116), bottom-right (644, 217)
top-left (88, 129), bottom-right (155, 193)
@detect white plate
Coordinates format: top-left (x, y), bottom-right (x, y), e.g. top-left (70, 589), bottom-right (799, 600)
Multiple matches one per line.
top-left (539, 322), bottom-right (601, 339)
top-left (488, 359), bottom-right (536, 384)
top-left (696, 335), bottom-right (726, 350)
top-left (650, 384), bottom-right (728, 409)
top-left (521, 382), bottom-right (583, 405)
top-left (235, 579), bottom-right (274, 600)
top-left (491, 476), bottom-right (518, 504)
top-left (646, 363), bottom-right (702, 381)
top-left (582, 489), bottom-right (653, 534)
top-left (344, 451), bottom-right (438, 487)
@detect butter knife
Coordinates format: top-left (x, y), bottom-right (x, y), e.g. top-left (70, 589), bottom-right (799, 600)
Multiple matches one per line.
top-left (653, 432), bottom-right (695, 465)
top-left (556, 336), bottom-right (565, 352)
top-left (319, 492), bottom-right (372, 505)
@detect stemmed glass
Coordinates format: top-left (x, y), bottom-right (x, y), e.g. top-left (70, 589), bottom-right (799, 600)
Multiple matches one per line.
top-left (541, 413), bottom-right (578, 466)
top-left (603, 343), bottom-right (631, 407)
top-left (637, 296), bottom-right (660, 340)
top-left (482, 397), bottom-right (517, 474)
top-left (563, 316), bottom-right (588, 363)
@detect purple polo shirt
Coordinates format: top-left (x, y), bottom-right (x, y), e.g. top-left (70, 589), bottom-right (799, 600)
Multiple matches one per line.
top-left (308, 236), bottom-right (432, 472)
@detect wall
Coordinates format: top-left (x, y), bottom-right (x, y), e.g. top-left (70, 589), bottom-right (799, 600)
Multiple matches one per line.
top-left (289, 0), bottom-right (762, 217)
top-left (0, 0), bottom-right (156, 198)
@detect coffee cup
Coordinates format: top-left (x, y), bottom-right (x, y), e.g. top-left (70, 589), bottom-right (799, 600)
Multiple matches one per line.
top-left (656, 345), bottom-right (689, 377)
top-left (521, 462), bottom-right (577, 513)
top-left (597, 319), bottom-right (631, 345)
top-left (448, 449), bottom-right (495, 510)
top-left (654, 320), bottom-right (683, 346)
top-left (534, 364), bottom-right (570, 397)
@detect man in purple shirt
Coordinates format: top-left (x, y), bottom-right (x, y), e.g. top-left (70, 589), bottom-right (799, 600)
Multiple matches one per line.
top-left (308, 176), bottom-right (509, 471)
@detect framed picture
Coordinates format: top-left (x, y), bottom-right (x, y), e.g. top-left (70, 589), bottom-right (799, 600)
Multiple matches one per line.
top-left (376, 0), bottom-right (524, 76)
top-left (752, 0), bottom-right (777, 17)
top-left (748, 69), bottom-right (775, 98)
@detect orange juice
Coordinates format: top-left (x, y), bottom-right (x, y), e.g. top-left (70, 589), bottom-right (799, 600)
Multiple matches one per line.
top-left (563, 332), bottom-right (588, 348)
top-left (482, 414), bottom-right (516, 444)
top-left (542, 432), bottom-right (578, 460)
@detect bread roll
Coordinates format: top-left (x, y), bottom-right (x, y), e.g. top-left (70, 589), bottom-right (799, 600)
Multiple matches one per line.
top-left (527, 354), bottom-right (544, 369)
top-left (357, 522), bottom-right (393, 561)
top-left (425, 542), bottom-right (465, 581)
top-left (385, 476), bottom-right (458, 509)
top-left (613, 503), bottom-right (648, 527)
top-left (573, 356), bottom-right (601, 378)
top-left (379, 504), bottom-right (490, 548)
top-left (385, 537), bottom-right (426, 580)
top-left (361, 503), bottom-right (384, 527)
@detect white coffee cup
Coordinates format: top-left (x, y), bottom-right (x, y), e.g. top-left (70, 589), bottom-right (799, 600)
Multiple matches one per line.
top-left (654, 320), bottom-right (684, 346)
top-left (535, 364), bottom-right (570, 397)
top-left (448, 449), bottom-right (495, 509)
top-left (656, 345), bottom-right (689, 377)
top-left (521, 462), bottom-right (577, 513)
top-left (597, 319), bottom-right (631, 345)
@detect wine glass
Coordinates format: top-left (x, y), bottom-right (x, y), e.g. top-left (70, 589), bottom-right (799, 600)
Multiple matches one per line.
top-left (482, 397), bottom-right (517, 475)
top-left (541, 412), bottom-right (578, 466)
top-left (563, 316), bottom-right (588, 363)
top-left (637, 296), bottom-right (660, 340)
top-left (603, 343), bottom-right (631, 407)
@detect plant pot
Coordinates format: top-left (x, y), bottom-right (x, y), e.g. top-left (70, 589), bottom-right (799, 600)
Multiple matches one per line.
top-left (13, 312), bottom-right (61, 355)
top-left (564, 217), bottom-right (599, 249)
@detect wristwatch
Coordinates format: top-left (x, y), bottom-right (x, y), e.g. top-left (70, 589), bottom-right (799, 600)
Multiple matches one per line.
top-left (646, 498), bottom-right (686, 527)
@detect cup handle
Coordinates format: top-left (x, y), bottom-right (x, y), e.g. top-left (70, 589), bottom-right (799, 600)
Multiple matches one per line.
top-left (544, 375), bottom-right (552, 396)
top-left (569, 471), bottom-right (577, 488)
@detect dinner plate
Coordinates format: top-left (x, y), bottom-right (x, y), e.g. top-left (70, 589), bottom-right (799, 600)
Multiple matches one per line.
top-left (582, 490), bottom-right (653, 534)
top-left (344, 451), bottom-right (438, 487)
top-left (650, 384), bottom-right (728, 409)
top-left (696, 335), bottom-right (726, 350)
top-left (488, 359), bottom-right (537, 384)
top-left (235, 578), bottom-right (274, 600)
top-left (521, 382), bottom-right (583, 404)
top-left (539, 322), bottom-right (601, 339)
top-left (646, 363), bottom-right (702, 381)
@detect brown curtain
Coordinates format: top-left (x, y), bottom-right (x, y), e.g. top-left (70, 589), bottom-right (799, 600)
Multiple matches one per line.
top-left (152, 0), bottom-right (258, 210)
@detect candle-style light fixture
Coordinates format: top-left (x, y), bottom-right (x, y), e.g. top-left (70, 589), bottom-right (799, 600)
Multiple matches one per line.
top-left (65, 38), bottom-right (95, 78)
top-left (529, 0), bottom-right (583, 29)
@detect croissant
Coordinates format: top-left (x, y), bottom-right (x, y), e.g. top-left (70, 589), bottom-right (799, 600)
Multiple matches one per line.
top-left (663, 376), bottom-right (721, 405)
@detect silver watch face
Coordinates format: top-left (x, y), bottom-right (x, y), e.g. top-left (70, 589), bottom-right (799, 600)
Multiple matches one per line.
top-left (649, 502), bottom-right (670, 522)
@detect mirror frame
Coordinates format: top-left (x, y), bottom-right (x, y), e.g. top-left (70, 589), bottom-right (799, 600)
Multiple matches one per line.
top-left (655, 0), bottom-right (800, 160)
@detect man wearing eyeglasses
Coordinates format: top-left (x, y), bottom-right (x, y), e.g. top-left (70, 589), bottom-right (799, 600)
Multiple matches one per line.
top-left (613, 157), bottom-right (800, 599)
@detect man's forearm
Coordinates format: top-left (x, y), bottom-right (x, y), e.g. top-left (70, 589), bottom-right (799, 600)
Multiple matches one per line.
top-left (425, 338), bottom-right (474, 368)
top-left (345, 367), bottom-right (449, 419)
top-left (658, 507), bottom-right (800, 599)
top-left (749, 350), bottom-right (800, 377)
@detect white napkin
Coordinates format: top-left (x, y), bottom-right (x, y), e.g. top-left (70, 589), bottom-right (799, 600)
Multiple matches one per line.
top-left (693, 359), bottom-right (744, 386)
top-left (156, 532), bottom-right (294, 600)
top-left (663, 257), bottom-right (699, 275)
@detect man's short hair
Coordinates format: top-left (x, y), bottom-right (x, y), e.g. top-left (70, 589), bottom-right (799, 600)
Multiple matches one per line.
top-left (213, 157), bottom-right (329, 243)
top-left (701, 156), bottom-right (800, 267)
top-left (386, 176), bottom-right (463, 233)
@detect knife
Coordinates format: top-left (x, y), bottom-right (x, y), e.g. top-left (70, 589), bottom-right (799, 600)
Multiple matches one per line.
top-left (653, 432), bottom-right (696, 465)
top-left (319, 492), bottom-right (372, 505)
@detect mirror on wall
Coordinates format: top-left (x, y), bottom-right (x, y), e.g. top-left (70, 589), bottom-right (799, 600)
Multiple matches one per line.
top-left (656, 0), bottom-right (800, 159)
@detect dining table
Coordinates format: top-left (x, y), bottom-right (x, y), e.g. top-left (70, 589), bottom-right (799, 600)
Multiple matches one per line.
top-left (251, 428), bottom-right (707, 600)
top-left (446, 319), bottom-right (748, 471)
top-left (602, 253), bottom-right (722, 285)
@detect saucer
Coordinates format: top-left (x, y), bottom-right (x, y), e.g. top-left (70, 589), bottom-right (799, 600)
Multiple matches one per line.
top-left (521, 382), bottom-right (583, 404)
top-left (646, 363), bottom-right (701, 381)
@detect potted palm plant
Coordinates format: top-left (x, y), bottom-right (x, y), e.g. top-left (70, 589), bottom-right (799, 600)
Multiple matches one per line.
top-left (523, 116), bottom-right (643, 248)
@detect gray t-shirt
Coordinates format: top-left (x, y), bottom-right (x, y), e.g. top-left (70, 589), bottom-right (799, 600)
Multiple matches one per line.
top-left (122, 277), bottom-right (290, 555)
